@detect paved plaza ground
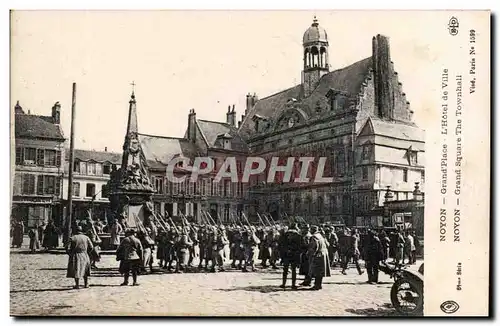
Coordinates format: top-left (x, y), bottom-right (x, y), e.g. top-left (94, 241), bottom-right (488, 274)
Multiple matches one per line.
top-left (10, 239), bottom-right (420, 317)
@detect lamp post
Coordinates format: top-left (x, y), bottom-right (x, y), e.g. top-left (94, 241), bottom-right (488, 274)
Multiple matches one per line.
top-left (383, 186), bottom-right (393, 227)
top-left (413, 182), bottom-right (424, 201)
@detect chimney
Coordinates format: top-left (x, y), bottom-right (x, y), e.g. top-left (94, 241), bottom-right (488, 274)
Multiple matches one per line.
top-left (187, 109), bottom-right (197, 142)
top-left (51, 101), bottom-right (61, 124)
top-left (245, 93), bottom-right (252, 114)
top-left (14, 101), bottom-right (24, 114)
top-left (372, 34), bottom-right (395, 119)
top-left (226, 105), bottom-right (236, 127)
top-left (252, 93), bottom-right (258, 106)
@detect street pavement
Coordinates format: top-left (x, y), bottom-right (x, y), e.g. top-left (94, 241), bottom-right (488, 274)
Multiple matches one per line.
top-left (10, 240), bottom-right (421, 317)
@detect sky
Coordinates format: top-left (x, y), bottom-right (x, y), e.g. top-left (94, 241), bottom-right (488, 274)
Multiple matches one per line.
top-left (11, 10), bottom-right (449, 153)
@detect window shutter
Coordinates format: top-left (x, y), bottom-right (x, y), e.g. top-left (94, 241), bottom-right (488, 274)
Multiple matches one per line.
top-left (56, 151), bottom-right (62, 167)
top-left (55, 177), bottom-right (61, 196)
top-left (37, 149), bottom-right (45, 166)
top-left (37, 175), bottom-right (44, 195)
top-left (15, 147), bottom-right (23, 165)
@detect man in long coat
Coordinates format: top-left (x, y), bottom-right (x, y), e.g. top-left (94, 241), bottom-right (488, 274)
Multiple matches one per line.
top-left (66, 226), bottom-right (93, 289)
top-left (28, 227), bottom-right (40, 253)
top-left (43, 220), bottom-right (59, 250)
top-left (279, 223), bottom-right (302, 289)
top-left (110, 219), bottom-right (123, 250)
top-left (364, 230), bottom-right (384, 284)
top-left (37, 222), bottom-right (46, 247)
top-left (307, 225), bottom-right (331, 290)
top-left (299, 225), bottom-right (312, 285)
top-left (12, 220), bottom-right (24, 248)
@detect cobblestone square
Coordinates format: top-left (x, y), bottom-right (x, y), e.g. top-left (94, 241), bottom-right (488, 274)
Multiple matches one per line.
top-left (10, 243), bottom-right (416, 317)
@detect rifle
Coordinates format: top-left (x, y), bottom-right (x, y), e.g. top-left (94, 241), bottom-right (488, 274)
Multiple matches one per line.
top-left (205, 211), bottom-right (217, 226)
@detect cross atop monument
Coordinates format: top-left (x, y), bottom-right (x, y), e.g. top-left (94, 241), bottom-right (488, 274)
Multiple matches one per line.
top-left (130, 81), bottom-right (136, 95)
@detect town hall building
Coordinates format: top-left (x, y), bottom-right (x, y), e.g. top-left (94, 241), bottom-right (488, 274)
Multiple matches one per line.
top-left (236, 17), bottom-right (425, 226)
top-left (109, 17), bottom-right (425, 227)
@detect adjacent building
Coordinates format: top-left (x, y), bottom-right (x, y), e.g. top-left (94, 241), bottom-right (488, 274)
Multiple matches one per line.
top-left (12, 101), bottom-right (65, 227)
top-left (61, 148), bottom-right (121, 222)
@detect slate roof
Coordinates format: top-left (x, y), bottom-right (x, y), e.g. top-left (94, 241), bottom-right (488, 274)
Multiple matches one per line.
top-left (138, 133), bottom-right (202, 169)
top-left (15, 113), bottom-right (64, 140)
top-left (196, 119), bottom-right (248, 152)
top-left (238, 57), bottom-right (373, 138)
top-left (71, 149), bottom-right (122, 164)
top-left (369, 118), bottom-right (425, 143)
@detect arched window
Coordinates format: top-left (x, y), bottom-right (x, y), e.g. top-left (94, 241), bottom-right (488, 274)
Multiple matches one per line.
top-left (310, 47), bottom-right (319, 67)
top-left (320, 47), bottom-right (327, 68)
top-left (304, 48), bottom-right (310, 68)
top-left (304, 196), bottom-right (312, 215)
top-left (317, 195), bottom-right (324, 216)
top-left (284, 193), bottom-right (291, 214)
top-left (294, 197), bottom-right (302, 215)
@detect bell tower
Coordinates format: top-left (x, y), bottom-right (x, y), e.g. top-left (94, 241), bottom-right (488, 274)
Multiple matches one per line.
top-left (302, 17), bottom-right (329, 97)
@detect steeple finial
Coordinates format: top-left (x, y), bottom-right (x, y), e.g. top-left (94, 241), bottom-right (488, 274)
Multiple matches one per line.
top-left (130, 81), bottom-right (136, 98)
top-left (312, 16), bottom-right (318, 26)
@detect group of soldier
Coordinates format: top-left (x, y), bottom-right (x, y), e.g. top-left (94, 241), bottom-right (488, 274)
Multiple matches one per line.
top-left (105, 213), bottom-right (420, 290)
top-left (60, 209), bottom-right (420, 290)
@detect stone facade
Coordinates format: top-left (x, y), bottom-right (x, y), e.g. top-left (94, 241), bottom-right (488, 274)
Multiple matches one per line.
top-left (237, 19), bottom-right (425, 226)
top-left (12, 102), bottom-right (65, 227)
top-left (61, 148), bottom-right (121, 222)
top-left (112, 18), bottom-right (425, 227)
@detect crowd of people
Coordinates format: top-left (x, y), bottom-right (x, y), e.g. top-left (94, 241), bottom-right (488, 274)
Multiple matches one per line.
top-left (11, 219), bottom-right (61, 252)
top-left (61, 213), bottom-right (421, 291)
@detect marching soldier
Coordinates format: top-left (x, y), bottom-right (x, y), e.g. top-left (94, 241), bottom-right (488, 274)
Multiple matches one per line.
top-left (188, 225), bottom-right (199, 268)
top-left (176, 227), bottom-right (193, 273)
top-left (212, 226), bottom-right (229, 272)
top-left (198, 225), bottom-right (208, 270)
top-left (230, 226), bottom-right (244, 269)
top-left (242, 226), bottom-right (260, 272)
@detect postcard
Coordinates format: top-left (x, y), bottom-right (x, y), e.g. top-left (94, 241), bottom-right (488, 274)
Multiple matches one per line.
top-left (9, 10), bottom-right (490, 317)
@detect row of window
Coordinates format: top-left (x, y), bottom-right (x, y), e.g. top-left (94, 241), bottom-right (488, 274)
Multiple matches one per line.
top-left (281, 194), bottom-right (351, 216)
top-left (15, 173), bottom-right (61, 196)
top-left (73, 160), bottom-right (113, 176)
top-left (359, 167), bottom-right (425, 183)
top-left (15, 147), bottom-right (62, 167)
top-left (72, 182), bottom-right (105, 198)
top-left (152, 177), bottom-right (246, 198)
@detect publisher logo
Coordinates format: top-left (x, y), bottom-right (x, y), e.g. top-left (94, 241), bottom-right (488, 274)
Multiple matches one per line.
top-left (440, 300), bottom-right (460, 314)
top-left (448, 17), bottom-right (459, 36)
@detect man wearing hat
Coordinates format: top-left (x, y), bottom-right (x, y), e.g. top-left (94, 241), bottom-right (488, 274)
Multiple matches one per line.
top-left (299, 224), bottom-right (312, 286)
top-left (116, 229), bottom-right (143, 286)
top-left (307, 225), bottom-right (331, 290)
top-left (176, 227), bottom-right (193, 273)
top-left (365, 230), bottom-right (384, 284)
top-left (66, 226), bottom-right (94, 289)
top-left (242, 226), bottom-right (260, 272)
top-left (279, 223), bottom-right (302, 289)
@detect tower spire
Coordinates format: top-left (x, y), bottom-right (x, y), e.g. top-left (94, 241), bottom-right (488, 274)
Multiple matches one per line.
top-left (130, 81), bottom-right (136, 98)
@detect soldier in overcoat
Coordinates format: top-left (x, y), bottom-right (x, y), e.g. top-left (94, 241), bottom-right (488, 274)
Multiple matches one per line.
top-left (307, 225), bottom-right (331, 290)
